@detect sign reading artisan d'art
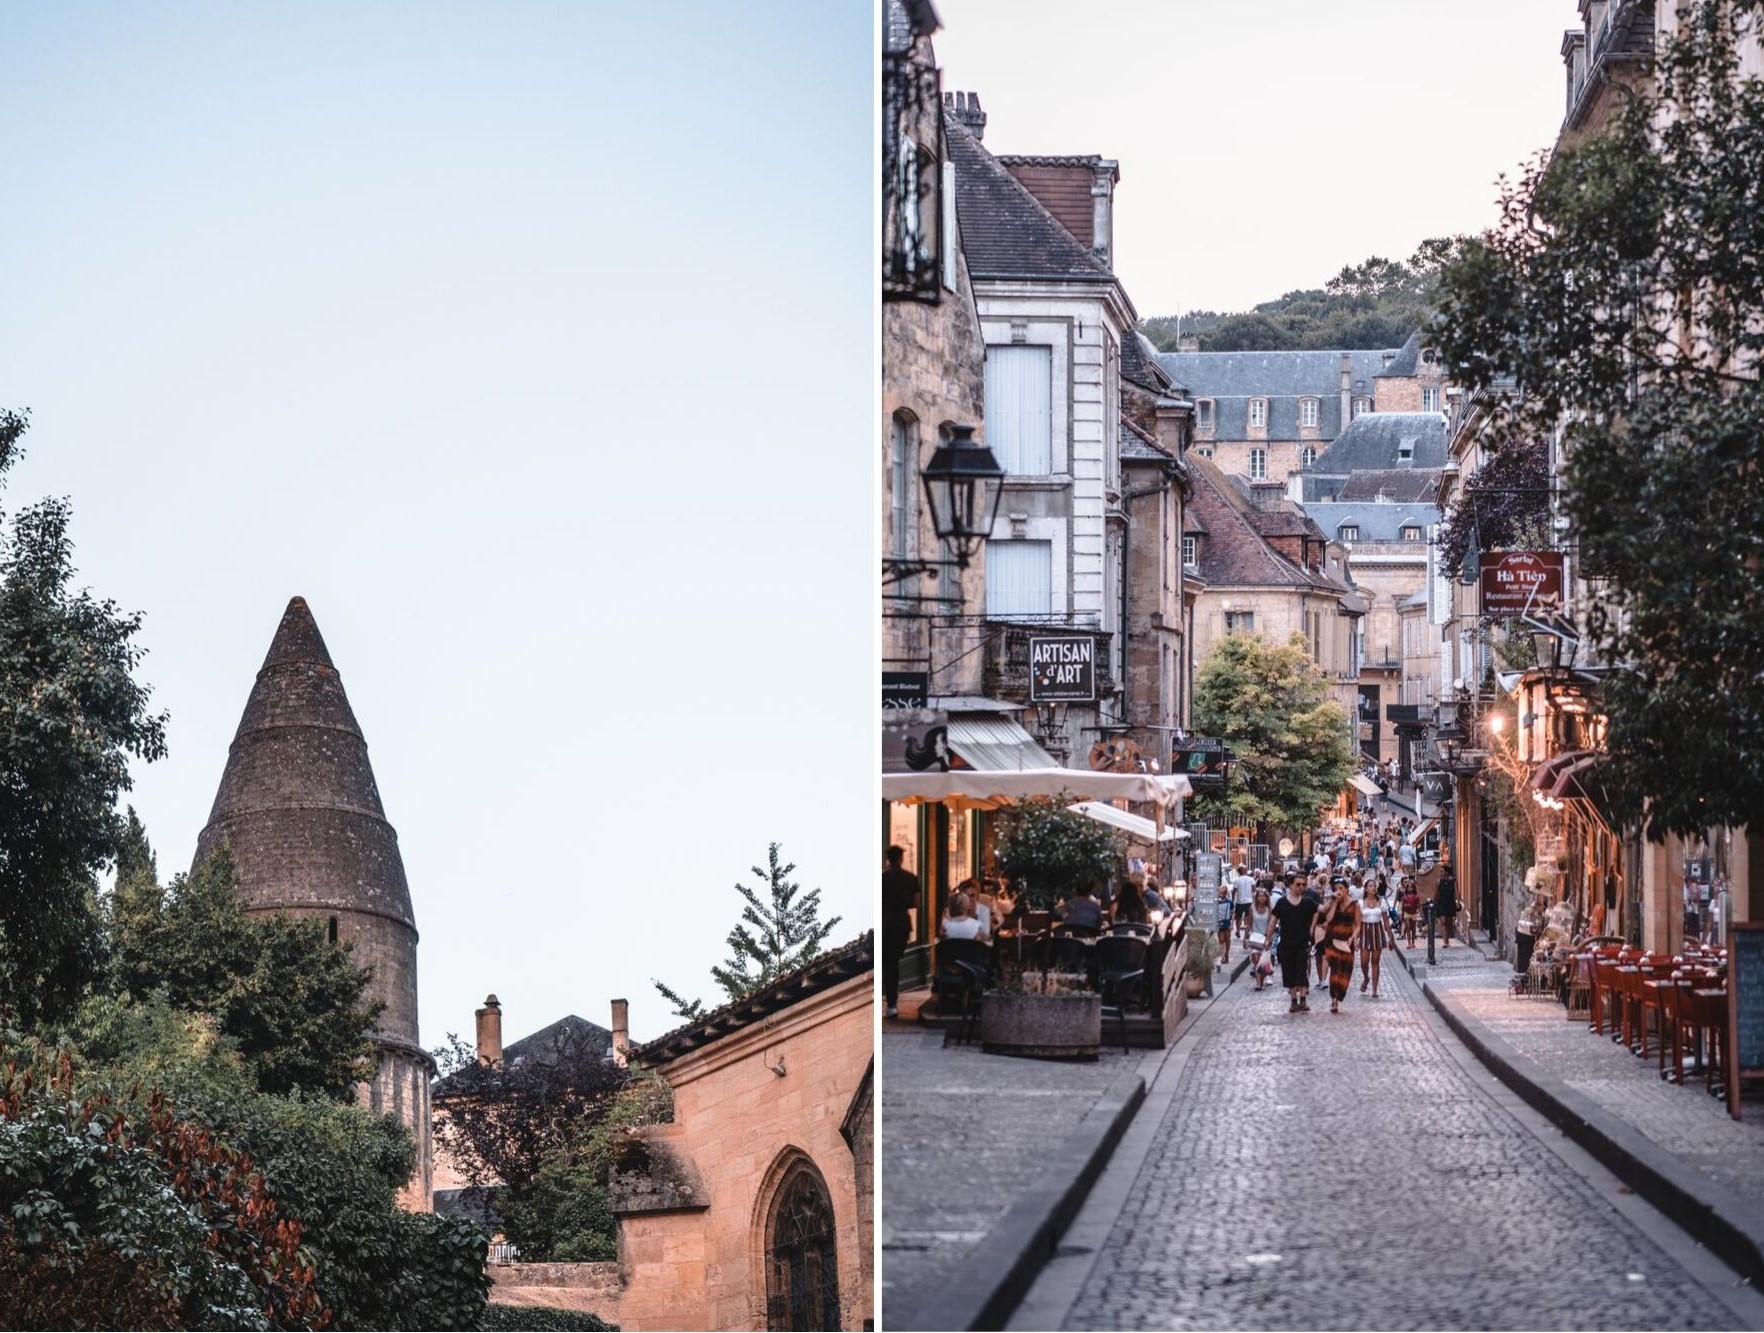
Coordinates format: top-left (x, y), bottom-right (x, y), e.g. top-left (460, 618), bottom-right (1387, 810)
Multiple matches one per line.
top-left (1029, 634), bottom-right (1097, 703)
top-left (1478, 550), bottom-right (1565, 617)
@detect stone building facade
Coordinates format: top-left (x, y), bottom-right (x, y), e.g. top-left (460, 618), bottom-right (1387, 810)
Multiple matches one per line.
top-left (1369, 331), bottom-right (1450, 413)
top-left (195, 596), bottom-right (433, 1209)
top-left (489, 938), bottom-right (874, 1332)
top-left (883, 1), bottom-right (989, 696)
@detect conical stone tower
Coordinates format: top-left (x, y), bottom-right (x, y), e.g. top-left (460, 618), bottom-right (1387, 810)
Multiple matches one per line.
top-left (195, 596), bottom-right (432, 1209)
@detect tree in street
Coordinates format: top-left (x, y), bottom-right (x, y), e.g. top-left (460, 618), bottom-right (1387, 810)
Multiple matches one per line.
top-left (0, 408), bottom-right (168, 1029)
top-left (1432, 0), bottom-right (1764, 838)
top-left (1190, 633), bottom-right (1356, 837)
top-left (652, 843), bottom-right (841, 1021)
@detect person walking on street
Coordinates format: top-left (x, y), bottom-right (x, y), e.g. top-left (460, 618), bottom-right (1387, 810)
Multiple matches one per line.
top-left (1232, 863), bottom-right (1257, 941)
top-left (1272, 874), bottom-right (1320, 1012)
top-left (882, 845), bottom-right (920, 1019)
top-left (1434, 868), bottom-right (1460, 948)
top-left (1216, 884), bottom-right (1236, 968)
top-left (1358, 876), bottom-right (1394, 997)
top-left (1317, 879), bottom-right (1362, 1013)
top-left (1247, 886), bottom-right (1275, 991)
top-left (1308, 874), bottom-right (1330, 989)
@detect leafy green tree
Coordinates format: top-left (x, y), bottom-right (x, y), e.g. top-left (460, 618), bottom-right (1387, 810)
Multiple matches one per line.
top-left (1191, 633), bottom-right (1356, 835)
top-left (0, 408), bottom-right (168, 1028)
top-left (1432, 0), bottom-right (1764, 838)
top-left (495, 1074), bottom-right (674, 1263)
top-left (110, 842), bottom-right (382, 1099)
top-left (653, 843), bottom-right (841, 1021)
top-left (991, 797), bottom-right (1120, 909)
top-left (1140, 238), bottom-right (1469, 353)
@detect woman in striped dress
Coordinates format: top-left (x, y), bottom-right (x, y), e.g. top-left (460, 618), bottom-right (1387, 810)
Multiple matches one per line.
top-left (1316, 879), bottom-right (1362, 1014)
top-left (1358, 876), bottom-right (1395, 998)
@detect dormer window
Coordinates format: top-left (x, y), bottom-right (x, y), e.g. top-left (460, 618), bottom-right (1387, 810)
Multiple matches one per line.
top-left (1183, 536), bottom-right (1197, 569)
top-left (1340, 524), bottom-right (1360, 543)
top-left (1352, 397), bottom-right (1372, 418)
top-left (1248, 398), bottom-right (1268, 429)
top-left (1196, 399), bottom-right (1214, 431)
top-left (1397, 438), bottom-right (1416, 464)
top-left (1300, 398), bottom-right (1319, 428)
top-left (1402, 525), bottom-right (1422, 541)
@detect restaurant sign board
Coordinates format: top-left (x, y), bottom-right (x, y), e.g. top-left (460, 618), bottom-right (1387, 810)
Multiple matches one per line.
top-left (1728, 923), bottom-right (1764, 1119)
top-left (881, 671), bottom-right (929, 710)
top-left (882, 672), bottom-right (945, 774)
top-left (1029, 634), bottom-right (1097, 703)
top-left (1173, 736), bottom-right (1229, 786)
top-left (1191, 852), bottom-right (1223, 920)
top-left (1478, 550), bottom-right (1565, 618)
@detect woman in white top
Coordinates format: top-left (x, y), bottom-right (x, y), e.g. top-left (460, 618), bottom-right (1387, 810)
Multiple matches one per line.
top-left (941, 890), bottom-right (989, 943)
top-left (1246, 887), bottom-right (1275, 991)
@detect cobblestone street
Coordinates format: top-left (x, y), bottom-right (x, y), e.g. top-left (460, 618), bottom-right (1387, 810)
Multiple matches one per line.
top-left (1013, 957), bottom-right (1764, 1331)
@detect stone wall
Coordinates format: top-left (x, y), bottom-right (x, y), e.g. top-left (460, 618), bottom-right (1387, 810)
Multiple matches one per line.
top-left (489, 1261), bottom-right (625, 1325)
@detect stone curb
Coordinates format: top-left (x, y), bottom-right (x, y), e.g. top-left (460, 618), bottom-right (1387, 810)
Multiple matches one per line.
top-left (1420, 978), bottom-right (1764, 1288)
top-left (886, 1066), bottom-right (1147, 1332)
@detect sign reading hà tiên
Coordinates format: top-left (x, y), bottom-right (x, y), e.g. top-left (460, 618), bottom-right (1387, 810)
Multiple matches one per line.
top-left (1478, 550), bottom-right (1565, 618)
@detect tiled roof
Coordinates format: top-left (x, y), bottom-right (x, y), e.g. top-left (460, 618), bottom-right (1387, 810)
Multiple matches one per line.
top-left (1156, 349), bottom-right (1394, 440)
top-left (1120, 420), bottom-right (1170, 461)
top-left (1337, 469), bottom-right (1442, 503)
top-left (994, 153), bottom-right (1106, 169)
top-left (1120, 329), bottom-right (1172, 395)
top-left (431, 1013), bottom-right (614, 1097)
top-left (1300, 500), bottom-right (1441, 543)
top-left (1308, 412), bottom-right (1448, 474)
top-left (947, 118), bottom-right (1115, 284)
top-left (1187, 456), bottom-right (1344, 592)
top-left (637, 933), bottom-right (873, 1066)
top-left (1374, 330), bottom-right (1424, 378)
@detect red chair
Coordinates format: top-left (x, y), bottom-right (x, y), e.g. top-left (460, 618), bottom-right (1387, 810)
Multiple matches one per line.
top-left (1692, 989), bottom-right (1727, 1097)
top-left (1592, 956), bottom-right (1624, 1035)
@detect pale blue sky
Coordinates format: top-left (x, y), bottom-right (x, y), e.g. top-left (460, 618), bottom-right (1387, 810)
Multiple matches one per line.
top-left (0, 2), bottom-right (874, 1050)
top-left (935, 0), bottom-right (1575, 315)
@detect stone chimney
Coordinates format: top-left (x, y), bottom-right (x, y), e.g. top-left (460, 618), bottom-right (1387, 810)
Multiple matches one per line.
top-left (1340, 352), bottom-right (1353, 425)
top-left (945, 90), bottom-right (986, 141)
top-left (610, 998), bottom-right (630, 1069)
top-left (1177, 334), bottom-right (1200, 354)
top-left (475, 994), bottom-right (503, 1067)
top-left (1090, 160), bottom-right (1119, 271)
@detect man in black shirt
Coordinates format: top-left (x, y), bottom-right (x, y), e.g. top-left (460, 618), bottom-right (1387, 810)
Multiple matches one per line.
top-left (882, 845), bottom-right (920, 1018)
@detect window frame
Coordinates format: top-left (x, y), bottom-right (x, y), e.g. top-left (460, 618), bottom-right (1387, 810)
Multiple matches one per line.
top-left (1249, 447), bottom-right (1267, 480)
top-left (1182, 535), bottom-right (1197, 569)
top-left (983, 344), bottom-right (1054, 476)
top-left (1299, 397), bottom-right (1319, 428)
top-left (1248, 397), bottom-right (1268, 429)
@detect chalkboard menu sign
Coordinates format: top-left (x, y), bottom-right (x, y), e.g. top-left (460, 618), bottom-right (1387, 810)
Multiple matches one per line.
top-left (1729, 924), bottom-right (1764, 1120)
top-left (1191, 853), bottom-right (1223, 921)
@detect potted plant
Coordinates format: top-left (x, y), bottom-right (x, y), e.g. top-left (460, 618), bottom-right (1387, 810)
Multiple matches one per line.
top-left (983, 797), bottom-right (1119, 1060)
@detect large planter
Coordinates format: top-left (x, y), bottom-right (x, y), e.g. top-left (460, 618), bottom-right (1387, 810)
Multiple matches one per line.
top-left (980, 989), bottom-right (1101, 1061)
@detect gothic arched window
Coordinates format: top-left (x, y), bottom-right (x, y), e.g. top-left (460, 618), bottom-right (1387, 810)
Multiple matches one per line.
top-left (764, 1157), bottom-right (839, 1331)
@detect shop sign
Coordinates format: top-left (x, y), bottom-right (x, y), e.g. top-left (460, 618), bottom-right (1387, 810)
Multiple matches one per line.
top-left (1174, 736), bottom-right (1228, 785)
top-left (883, 706), bottom-right (948, 773)
top-left (1029, 634), bottom-right (1096, 703)
top-left (1190, 853), bottom-right (1223, 919)
top-left (881, 671), bottom-right (929, 710)
top-left (1479, 550), bottom-right (1565, 618)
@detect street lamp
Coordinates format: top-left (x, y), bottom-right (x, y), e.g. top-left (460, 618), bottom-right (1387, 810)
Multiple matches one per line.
top-left (884, 423), bottom-right (1005, 587)
top-left (920, 423), bottom-right (1004, 568)
top-left (1531, 626), bottom-right (1563, 674)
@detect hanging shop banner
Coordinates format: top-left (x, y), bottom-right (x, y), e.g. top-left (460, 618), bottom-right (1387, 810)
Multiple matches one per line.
top-left (882, 673), bottom-right (944, 774)
top-left (1029, 634), bottom-right (1097, 703)
top-left (881, 671), bottom-right (929, 711)
top-left (1478, 550), bottom-right (1565, 618)
top-left (1173, 736), bottom-right (1228, 786)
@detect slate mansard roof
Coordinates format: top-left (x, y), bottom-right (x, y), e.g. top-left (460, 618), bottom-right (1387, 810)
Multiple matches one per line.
top-left (1336, 469), bottom-right (1442, 504)
top-left (1155, 348), bottom-right (1396, 441)
top-left (1299, 501), bottom-right (1440, 544)
top-left (945, 118), bottom-right (1116, 286)
top-left (1307, 412), bottom-right (1448, 475)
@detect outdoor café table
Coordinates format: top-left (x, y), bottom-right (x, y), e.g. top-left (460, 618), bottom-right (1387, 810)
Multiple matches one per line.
top-left (1691, 988), bottom-right (1729, 1096)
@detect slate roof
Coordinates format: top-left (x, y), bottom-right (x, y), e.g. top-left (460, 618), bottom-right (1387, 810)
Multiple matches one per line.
top-left (431, 1013), bottom-right (615, 1098)
top-left (1155, 348), bottom-right (1395, 440)
top-left (1374, 330), bottom-right (1424, 378)
top-left (1299, 501), bottom-right (1440, 543)
top-left (638, 933), bottom-right (873, 1066)
top-left (946, 118), bottom-right (1116, 285)
top-left (1337, 469), bottom-right (1442, 503)
top-left (1186, 455), bottom-right (1348, 593)
top-left (1119, 420), bottom-right (1170, 462)
top-left (1308, 412), bottom-right (1448, 474)
top-left (1120, 329), bottom-right (1173, 395)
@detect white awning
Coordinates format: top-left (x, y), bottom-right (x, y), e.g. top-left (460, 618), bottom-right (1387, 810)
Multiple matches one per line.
top-left (1350, 773), bottom-right (1384, 797)
top-left (1069, 801), bottom-right (1187, 843)
top-left (945, 716), bottom-right (1058, 771)
top-left (882, 768), bottom-right (1191, 812)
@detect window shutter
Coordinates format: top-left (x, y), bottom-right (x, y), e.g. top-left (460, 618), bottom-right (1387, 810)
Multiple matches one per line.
top-left (985, 540), bottom-right (1053, 618)
top-left (984, 346), bottom-right (1052, 475)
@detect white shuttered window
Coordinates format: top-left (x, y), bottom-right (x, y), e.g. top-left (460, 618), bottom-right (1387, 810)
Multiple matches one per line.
top-left (985, 540), bottom-right (1053, 618)
top-left (984, 346), bottom-right (1053, 475)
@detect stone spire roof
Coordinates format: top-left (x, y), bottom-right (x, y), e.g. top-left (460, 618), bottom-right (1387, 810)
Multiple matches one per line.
top-left (194, 596), bottom-right (416, 933)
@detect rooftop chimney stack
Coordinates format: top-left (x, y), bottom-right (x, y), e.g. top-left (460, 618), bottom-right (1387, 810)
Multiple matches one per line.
top-left (1090, 160), bottom-right (1118, 271)
top-left (1340, 351), bottom-right (1353, 426)
top-left (945, 90), bottom-right (986, 141)
top-left (475, 994), bottom-right (503, 1067)
top-left (611, 998), bottom-right (630, 1069)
